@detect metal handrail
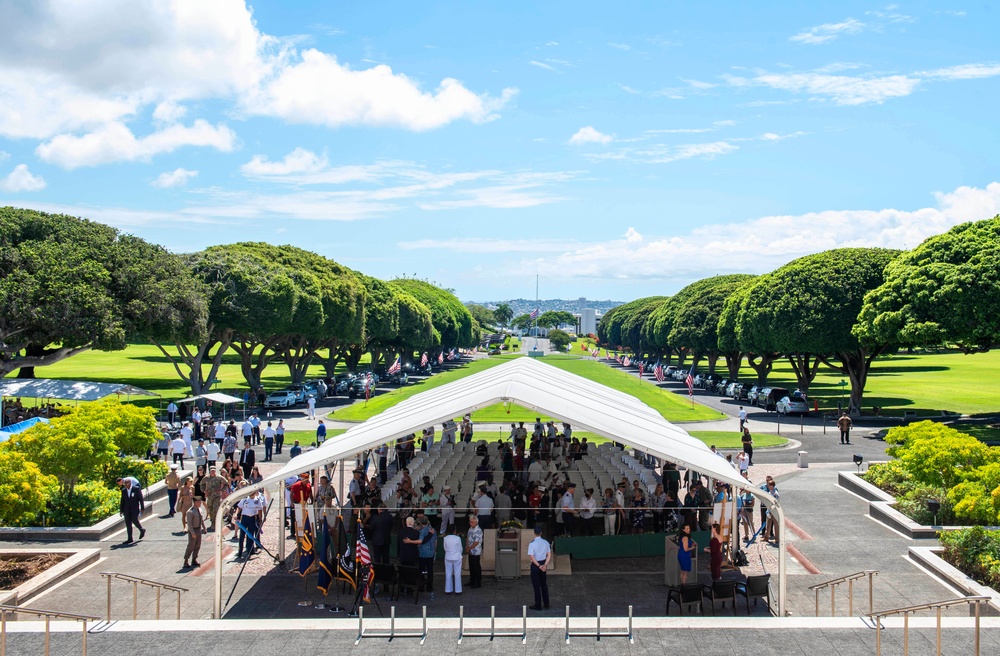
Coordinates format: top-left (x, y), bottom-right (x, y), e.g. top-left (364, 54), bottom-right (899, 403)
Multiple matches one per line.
top-left (0, 604), bottom-right (99, 656)
top-left (809, 570), bottom-right (878, 616)
top-left (100, 572), bottom-right (188, 621)
top-left (868, 596), bottom-right (989, 656)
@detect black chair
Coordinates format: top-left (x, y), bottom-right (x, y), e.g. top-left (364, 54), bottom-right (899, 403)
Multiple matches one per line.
top-left (702, 579), bottom-right (738, 615)
top-left (372, 562), bottom-right (397, 600)
top-left (736, 574), bottom-right (771, 614)
top-left (665, 583), bottom-right (704, 615)
top-left (396, 564), bottom-right (421, 604)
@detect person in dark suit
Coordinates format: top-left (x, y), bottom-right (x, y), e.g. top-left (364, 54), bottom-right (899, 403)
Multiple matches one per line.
top-left (119, 479), bottom-right (146, 544)
top-left (239, 441), bottom-right (256, 479)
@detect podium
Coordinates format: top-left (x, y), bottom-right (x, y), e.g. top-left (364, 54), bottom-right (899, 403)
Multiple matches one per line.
top-left (495, 528), bottom-right (520, 579)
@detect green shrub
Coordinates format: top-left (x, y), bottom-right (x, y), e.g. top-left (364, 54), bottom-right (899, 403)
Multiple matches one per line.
top-left (47, 480), bottom-right (120, 527)
top-left (895, 484), bottom-right (954, 525)
top-left (101, 457), bottom-right (168, 490)
top-left (940, 527), bottom-right (1000, 590)
top-left (863, 460), bottom-right (908, 496)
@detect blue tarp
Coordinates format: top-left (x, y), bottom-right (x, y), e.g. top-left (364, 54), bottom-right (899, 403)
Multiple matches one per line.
top-left (0, 416), bottom-right (49, 443)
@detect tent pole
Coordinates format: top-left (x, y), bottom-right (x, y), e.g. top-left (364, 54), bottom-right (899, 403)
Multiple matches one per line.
top-left (775, 503), bottom-right (786, 616)
top-left (214, 498), bottom-right (228, 619)
top-left (277, 482), bottom-right (285, 562)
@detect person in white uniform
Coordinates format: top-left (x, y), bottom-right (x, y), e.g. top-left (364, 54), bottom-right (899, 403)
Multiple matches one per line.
top-left (527, 525), bottom-right (551, 610)
top-left (442, 525), bottom-right (464, 594)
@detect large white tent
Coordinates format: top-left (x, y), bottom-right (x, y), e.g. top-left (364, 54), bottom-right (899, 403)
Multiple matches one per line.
top-left (214, 356), bottom-right (787, 616)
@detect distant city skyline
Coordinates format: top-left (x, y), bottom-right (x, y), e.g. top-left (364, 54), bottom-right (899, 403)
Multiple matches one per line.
top-left (1, 2), bottom-right (998, 299)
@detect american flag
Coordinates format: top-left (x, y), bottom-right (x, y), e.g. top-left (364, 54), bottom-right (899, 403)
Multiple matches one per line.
top-left (685, 365), bottom-right (695, 396)
top-left (365, 372), bottom-right (374, 400)
top-left (529, 308), bottom-right (539, 319)
top-left (420, 352), bottom-right (428, 367)
top-left (438, 352), bottom-right (444, 364)
top-left (387, 356), bottom-right (401, 375)
top-left (447, 348), bottom-right (456, 361)
top-left (356, 526), bottom-right (375, 602)
top-left (654, 362), bottom-right (665, 382)
top-left (623, 355), bottom-right (631, 367)
top-left (606, 351), bottom-right (613, 361)
top-left (638, 363), bottom-right (644, 378)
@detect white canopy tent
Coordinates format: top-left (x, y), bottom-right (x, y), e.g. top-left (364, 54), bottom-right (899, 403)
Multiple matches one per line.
top-left (213, 356), bottom-right (787, 617)
top-left (0, 378), bottom-right (157, 402)
top-left (175, 392), bottom-right (243, 405)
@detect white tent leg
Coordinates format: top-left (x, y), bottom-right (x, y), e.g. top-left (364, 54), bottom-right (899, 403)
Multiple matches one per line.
top-left (277, 482), bottom-right (285, 562)
top-left (213, 499), bottom-right (229, 619)
top-left (775, 504), bottom-right (786, 616)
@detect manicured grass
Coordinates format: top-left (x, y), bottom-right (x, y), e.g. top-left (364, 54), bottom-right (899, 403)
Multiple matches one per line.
top-left (704, 349), bottom-right (1000, 416)
top-left (335, 354), bottom-right (723, 423)
top-left (686, 430), bottom-right (786, 449)
top-left (952, 423), bottom-right (1000, 444)
top-left (284, 428), bottom-right (346, 446)
top-left (464, 429), bottom-right (786, 450)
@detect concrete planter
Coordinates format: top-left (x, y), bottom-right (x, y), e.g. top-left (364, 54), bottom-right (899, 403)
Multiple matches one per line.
top-left (908, 546), bottom-right (1000, 614)
top-left (838, 470), bottom-right (977, 539)
top-left (0, 471), bottom-right (190, 542)
top-left (0, 548), bottom-right (100, 605)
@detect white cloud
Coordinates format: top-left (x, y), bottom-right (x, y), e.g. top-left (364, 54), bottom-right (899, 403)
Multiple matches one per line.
top-left (607, 42), bottom-right (632, 51)
top-left (529, 60), bottom-right (557, 72)
top-left (569, 126), bottom-right (614, 145)
top-left (518, 182), bottom-right (1000, 281)
top-left (0, 164), bottom-right (46, 192)
top-left (759, 131), bottom-right (806, 141)
top-left (0, 1), bottom-right (514, 165)
top-left (246, 49), bottom-right (517, 131)
top-left (545, 41), bottom-right (559, 46)
top-left (920, 63), bottom-right (1000, 80)
top-left (617, 84), bottom-right (641, 94)
top-left (740, 71), bottom-right (920, 105)
top-left (637, 141), bottom-right (738, 164)
top-left (36, 120), bottom-right (236, 169)
top-left (241, 148), bottom-right (329, 177)
top-left (790, 18), bottom-right (865, 44)
top-left (151, 167), bottom-right (198, 188)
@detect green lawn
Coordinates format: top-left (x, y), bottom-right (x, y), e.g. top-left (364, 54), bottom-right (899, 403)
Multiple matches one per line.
top-left (467, 429), bottom-right (786, 450)
top-left (283, 428), bottom-right (346, 446)
top-left (952, 423), bottom-right (1000, 444)
top-left (706, 349), bottom-right (1000, 416)
top-left (335, 354), bottom-right (723, 423)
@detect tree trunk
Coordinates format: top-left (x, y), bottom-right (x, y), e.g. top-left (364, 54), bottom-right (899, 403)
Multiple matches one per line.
top-left (706, 352), bottom-right (719, 375)
top-left (15, 345), bottom-right (45, 378)
top-left (149, 325), bottom-right (233, 396)
top-left (0, 344), bottom-right (93, 378)
top-left (724, 351), bottom-right (743, 379)
top-left (820, 347), bottom-right (885, 416)
top-left (345, 346), bottom-right (364, 373)
top-left (746, 352), bottom-right (778, 386)
top-left (281, 335), bottom-right (323, 384)
top-left (230, 335), bottom-right (284, 391)
top-left (676, 348), bottom-right (689, 368)
top-left (786, 353), bottom-right (822, 393)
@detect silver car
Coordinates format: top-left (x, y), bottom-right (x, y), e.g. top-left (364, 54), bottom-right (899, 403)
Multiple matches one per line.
top-left (776, 394), bottom-right (811, 415)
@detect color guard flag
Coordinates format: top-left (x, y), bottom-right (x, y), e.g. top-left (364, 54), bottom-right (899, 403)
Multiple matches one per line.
top-left (298, 511), bottom-right (315, 577)
top-left (316, 515), bottom-right (333, 594)
top-left (356, 526), bottom-right (375, 603)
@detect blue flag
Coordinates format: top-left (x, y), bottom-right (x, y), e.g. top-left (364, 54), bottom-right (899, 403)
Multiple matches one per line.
top-left (298, 513), bottom-right (315, 577)
top-left (316, 515), bottom-right (333, 594)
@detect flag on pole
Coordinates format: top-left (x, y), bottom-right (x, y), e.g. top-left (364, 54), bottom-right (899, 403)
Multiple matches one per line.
top-left (606, 351), bottom-right (613, 361)
top-left (420, 352), bottom-right (428, 367)
top-left (623, 355), bottom-right (631, 367)
top-left (365, 372), bottom-right (373, 401)
top-left (387, 356), bottom-right (401, 375)
top-left (316, 514), bottom-right (333, 594)
top-left (529, 308), bottom-right (539, 319)
top-left (638, 363), bottom-right (644, 378)
top-left (438, 352), bottom-right (444, 364)
top-left (654, 362), bottom-right (665, 382)
top-left (297, 510), bottom-right (315, 577)
top-left (356, 526), bottom-right (375, 603)
top-left (447, 348), bottom-right (456, 361)
top-left (337, 517), bottom-right (357, 590)
top-left (685, 365), bottom-right (695, 396)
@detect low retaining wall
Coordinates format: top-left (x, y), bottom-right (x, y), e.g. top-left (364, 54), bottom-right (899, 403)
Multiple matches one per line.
top-left (908, 546), bottom-right (1000, 614)
top-left (0, 471), bottom-right (190, 542)
top-left (0, 548), bottom-right (101, 605)
top-left (838, 471), bottom-right (968, 539)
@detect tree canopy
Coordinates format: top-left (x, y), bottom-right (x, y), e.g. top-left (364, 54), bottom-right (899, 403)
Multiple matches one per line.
top-left (536, 310), bottom-right (576, 329)
top-left (856, 216), bottom-right (1000, 353)
top-left (667, 275), bottom-right (755, 374)
top-left (734, 248), bottom-right (899, 410)
top-left (0, 207), bottom-right (202, 377)
top-left (390, 279), bottom-right (476, 350)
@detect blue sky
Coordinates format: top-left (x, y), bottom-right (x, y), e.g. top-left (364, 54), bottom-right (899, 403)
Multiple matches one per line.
top-left (1, 1), bottom-right (998, 301)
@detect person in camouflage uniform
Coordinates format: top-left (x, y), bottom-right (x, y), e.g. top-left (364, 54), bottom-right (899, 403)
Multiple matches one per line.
top-left (201, 466), bottom-right (228, 531)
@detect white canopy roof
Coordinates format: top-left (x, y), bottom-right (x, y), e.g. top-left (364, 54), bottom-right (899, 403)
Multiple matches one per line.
top-left (214, 355), bottom-right (788, 617)
top-left (0, 378), bottom-right (157, 401)
top-left (175, 392), bottom-right (243, 405)
top-left (247, 356), bottom-right (765, 499)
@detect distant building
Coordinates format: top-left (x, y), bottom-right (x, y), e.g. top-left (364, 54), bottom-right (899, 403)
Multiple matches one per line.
top-left (574, 308), bottom-right (602, 336)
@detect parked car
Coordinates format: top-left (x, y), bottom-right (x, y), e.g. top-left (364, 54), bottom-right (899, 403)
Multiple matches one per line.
top-left (264, 390), bottom-right (297, 408)
top-left (776, 394), bottom-right (811, 415)
top-left (726, 381), bottom-right (742, 398)
top-left (348, 377), bottom-right (375, 399)
top-left (758, 387), bottom-right (791, 412)
top-left (388, 371), bottom-right (409, 385)
top-left (302, 381), bottom-right (320, 399)
top-left (664, 365), bottom-right (679, 379)
top-left (287, 384), bottom-right (306, 403)
top-left (746, 385), bottom-right (762, 404)
top-left (333, 373), bottom-right (355, 395)
top-left (715, 378), bottom-right (730, 394)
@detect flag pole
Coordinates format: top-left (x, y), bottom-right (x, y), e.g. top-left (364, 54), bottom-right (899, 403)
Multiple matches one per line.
top-left (534, 274), bottom-right (539, 351)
